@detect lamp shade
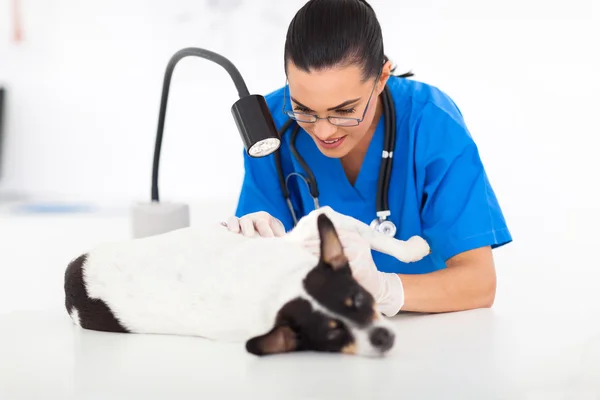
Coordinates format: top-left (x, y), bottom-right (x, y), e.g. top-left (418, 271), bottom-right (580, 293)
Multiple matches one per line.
top-left (231, 94), bottom-right (281, 157)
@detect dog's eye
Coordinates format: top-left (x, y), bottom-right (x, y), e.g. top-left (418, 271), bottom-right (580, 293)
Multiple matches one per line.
top-left (353, 292), bottom-right (366, 308)
top-left (345, 292), bottom-right (366, 309)
top-left (326, 320), bottom-right (343, 341)
top-left (327, 329), bottom-right (342, 341)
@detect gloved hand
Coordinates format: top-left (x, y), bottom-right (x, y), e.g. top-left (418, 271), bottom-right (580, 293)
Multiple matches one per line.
top-left (224, 211), bottom-right (286, 238)
top-left (302, 229), bottom-right (405, 316)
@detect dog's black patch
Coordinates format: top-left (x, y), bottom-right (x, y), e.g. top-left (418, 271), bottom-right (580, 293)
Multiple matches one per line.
top-left (64, 253), bottom-right (129, 333)
top-left (246, 214), bottom-right (389, 356)
top-left (246, 297), bottom-right (355, 356)
top-left (303, 214), bottom-right (379, 327)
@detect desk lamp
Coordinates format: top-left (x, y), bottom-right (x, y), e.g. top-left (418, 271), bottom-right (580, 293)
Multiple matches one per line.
top-left (131, 47), bottom-right (281, 238)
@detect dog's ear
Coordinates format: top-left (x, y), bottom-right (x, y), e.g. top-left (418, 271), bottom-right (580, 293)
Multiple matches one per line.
top-left (245, 325), bottom-right (298, 356)
top-left (317, 214), bottom-right (348, 271)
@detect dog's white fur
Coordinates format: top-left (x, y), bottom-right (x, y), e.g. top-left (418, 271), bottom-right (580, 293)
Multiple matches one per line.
top-left (69, 207), bottom-right (430, 356)
top-left (76, 226), bottom-right (319, 342)
top-left (284, 207), bottom-right (431, 262)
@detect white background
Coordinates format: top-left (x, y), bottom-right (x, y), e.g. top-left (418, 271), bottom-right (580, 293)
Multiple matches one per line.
top-left (0, 0), bottom-right (599, 313)
top-left (0, 3), bottom-right (600, 397)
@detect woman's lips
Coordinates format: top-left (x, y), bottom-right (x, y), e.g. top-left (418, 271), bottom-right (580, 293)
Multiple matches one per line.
top-left (317, 135), bottom-right (346, 149)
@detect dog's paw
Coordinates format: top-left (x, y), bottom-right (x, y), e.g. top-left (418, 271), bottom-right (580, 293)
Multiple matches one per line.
top-left (405, 236), bottom-right (431, 262)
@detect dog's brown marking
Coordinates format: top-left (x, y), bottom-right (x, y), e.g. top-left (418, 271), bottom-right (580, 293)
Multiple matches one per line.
top-left (341, 342), bottom-right (357, 355)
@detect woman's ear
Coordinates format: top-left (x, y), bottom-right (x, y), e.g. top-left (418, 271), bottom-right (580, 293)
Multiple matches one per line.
top-left (378, 60), bottom-right (393, 92)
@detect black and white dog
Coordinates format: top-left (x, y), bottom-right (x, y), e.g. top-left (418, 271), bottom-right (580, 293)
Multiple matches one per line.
top-left (64, 207), bottom-right (430, 357)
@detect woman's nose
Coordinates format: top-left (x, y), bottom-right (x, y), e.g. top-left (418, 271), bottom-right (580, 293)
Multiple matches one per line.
top-left (313, 118), bottom-right (338, 139)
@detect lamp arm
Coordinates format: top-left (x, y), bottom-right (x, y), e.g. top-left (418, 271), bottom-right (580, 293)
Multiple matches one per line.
top-left (151, 47), bottom-right (251, 202)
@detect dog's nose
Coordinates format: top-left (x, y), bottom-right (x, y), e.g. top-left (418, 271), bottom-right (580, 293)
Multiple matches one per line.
top-left (369, 327), bottom-right (394, 352)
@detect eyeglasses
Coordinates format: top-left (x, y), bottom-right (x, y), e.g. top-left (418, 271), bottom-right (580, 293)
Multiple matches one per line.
top-left (282, 71), bottom-right (381, 127)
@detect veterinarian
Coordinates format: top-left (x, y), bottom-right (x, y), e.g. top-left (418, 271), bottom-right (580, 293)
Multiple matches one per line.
top-left (226, 0), bottom-right (512, 316)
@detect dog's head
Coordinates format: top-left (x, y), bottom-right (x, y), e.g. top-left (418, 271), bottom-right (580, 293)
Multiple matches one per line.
top-left (246, 213), bottom-right (396, 357)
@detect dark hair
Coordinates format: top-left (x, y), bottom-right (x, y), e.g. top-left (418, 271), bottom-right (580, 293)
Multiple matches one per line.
top-left (284, 0), bottom-right (413, 82)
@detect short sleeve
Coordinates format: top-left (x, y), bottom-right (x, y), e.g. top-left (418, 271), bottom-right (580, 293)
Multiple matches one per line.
top-left (234, 149), bottom-right (296, 232)
top-left (415, 103), bottom-right (512, 261)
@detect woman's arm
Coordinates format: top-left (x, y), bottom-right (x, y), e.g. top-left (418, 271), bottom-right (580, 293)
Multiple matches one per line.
top-left (393, 97), bottom-right (510, 314)
top-left (398, 246), bottom-right (497, 313)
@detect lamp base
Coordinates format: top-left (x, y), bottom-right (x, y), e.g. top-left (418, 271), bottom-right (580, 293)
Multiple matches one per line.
top-left (130, 201), bottom-right (190, 239)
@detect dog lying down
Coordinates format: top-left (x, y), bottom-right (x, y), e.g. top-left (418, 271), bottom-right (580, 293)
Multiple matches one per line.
top-left (64, 207), bottom-right (430, 357)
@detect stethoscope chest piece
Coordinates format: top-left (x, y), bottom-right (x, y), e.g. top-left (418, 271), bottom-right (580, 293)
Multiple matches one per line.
top-left (370, 217), bottom-right (397, 237)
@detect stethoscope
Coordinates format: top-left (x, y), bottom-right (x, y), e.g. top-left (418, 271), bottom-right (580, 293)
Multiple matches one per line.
top-left (273, 84), bottom-right (398, 237)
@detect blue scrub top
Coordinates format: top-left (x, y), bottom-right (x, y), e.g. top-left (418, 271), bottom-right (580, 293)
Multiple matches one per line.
top-left (234, 75), bottom-right (512, 274)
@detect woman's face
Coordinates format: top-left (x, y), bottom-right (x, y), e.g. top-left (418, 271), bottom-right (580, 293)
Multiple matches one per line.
top-left (285, 61), bottom-right (391, 158)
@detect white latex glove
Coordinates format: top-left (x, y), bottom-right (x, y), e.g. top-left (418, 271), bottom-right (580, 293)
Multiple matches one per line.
top-left (285, 206), bottom-right (430, 264)
top-left (224, 211), bottom-right (286, 238)
top-left (302, 230), bottom-right (405, 316)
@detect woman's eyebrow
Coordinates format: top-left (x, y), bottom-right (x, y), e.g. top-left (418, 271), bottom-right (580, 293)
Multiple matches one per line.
top-left (291, 96), bottom-right (362, 111)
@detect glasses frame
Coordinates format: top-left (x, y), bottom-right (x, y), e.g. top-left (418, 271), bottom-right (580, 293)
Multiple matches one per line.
top-left (282, 70), bottom-right (382, 127)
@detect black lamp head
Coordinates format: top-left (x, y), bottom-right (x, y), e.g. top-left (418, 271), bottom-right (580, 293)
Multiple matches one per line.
top-left (231, 94), bottom-right (281, 157)
top-left (151, 47), bottom-right (283, 203)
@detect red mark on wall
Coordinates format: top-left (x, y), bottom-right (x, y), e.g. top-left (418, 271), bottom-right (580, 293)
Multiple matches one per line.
top-left (12, 0), bottom-right (23, 43)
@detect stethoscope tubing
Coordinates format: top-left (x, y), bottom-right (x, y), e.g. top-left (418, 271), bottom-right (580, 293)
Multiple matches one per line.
top-left (378, 84), bottom-right (395, 216)
top-left (274, 85), bottom-right (395, 227)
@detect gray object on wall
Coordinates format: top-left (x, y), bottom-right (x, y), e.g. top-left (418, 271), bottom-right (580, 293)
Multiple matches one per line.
top-left (0, 87), bottom-right (4, 180)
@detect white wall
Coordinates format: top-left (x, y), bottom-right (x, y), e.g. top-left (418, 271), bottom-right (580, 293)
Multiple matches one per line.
top-left (0, 0), bottom-right (305, 206)
top-left (0, 0), bottom-right (598, 226)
